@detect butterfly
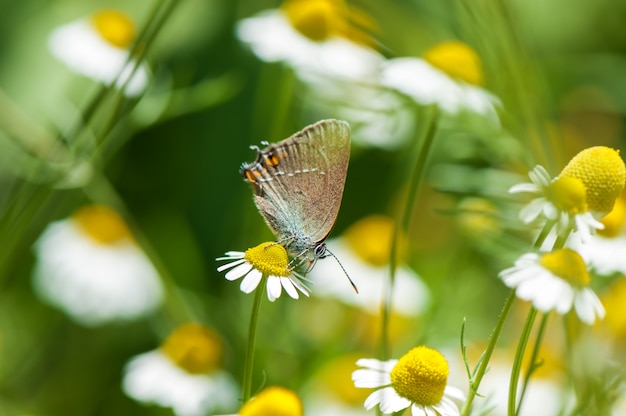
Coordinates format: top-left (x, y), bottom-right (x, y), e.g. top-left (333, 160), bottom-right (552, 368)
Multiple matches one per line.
top-left (240, 119), bottom-right (356, 291)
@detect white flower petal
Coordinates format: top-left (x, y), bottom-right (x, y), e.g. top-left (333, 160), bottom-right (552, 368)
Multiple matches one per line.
top-left (352, 368), bottom-right (392, 388)
top-left (224, 262), bottom-right (253, 281)
top-left (519, 198), bottom-right (547, 223)
top-left (266, 276), bottom-right (282, 301)
top-left (240, 269), bottom-right (262, 293)
top-left (509, 183), bottom-right (539, 194)
top-left (216, 259), bottom-right (246, 273)
top-left (369, 387), bottom-right (410, 413)
top-left (574, 288), bottom-right (605, 324)
top-left (281, 277), bottom-right (299, 299)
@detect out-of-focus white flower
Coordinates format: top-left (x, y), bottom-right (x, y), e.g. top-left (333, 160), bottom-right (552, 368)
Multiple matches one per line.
top-left (236, 2), bottom-right (413, 149)
top-left (308, 215), bottom-right (430, 316)
top-left (123, 323), bottom-right (238, 416)
top-left (49, 9), bottom-right (149, 96)
top-left (499, 249), bottom-right (604, 325)
top-left (32, 205), bottom-right (162, 326)
top-left (380, 41), bottom-right (501, 121)
top-left (353, 346), bottom-right (464, 415)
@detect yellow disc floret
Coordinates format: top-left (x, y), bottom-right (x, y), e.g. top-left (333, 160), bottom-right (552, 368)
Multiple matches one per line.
top-left (548, 176), bottom-right (588, 215)
top-left (343, 215), bottom-right (407, 267)
top-left (244, 242), bottom-right (291, 277)
top-left (283, 0), bottom-right (340, 41)
top-left (72, 204), bottom-right (132, 244)
top-left (559, 146), bottom-right (626, 219)
top-left (282, 0), bottom-right (375, 46)
top-left (539, 249), bottom-right (590, 288)
top-left (239, 386), bottom-right (303, 416)
top-left (91, 10), bottom-right (136, 49)
top-left (390, 346), bottom-right (449, 406)
top-left (161, 323), bottom-right (223, 374)
top-left (423, 41), bottom-right (484, 86)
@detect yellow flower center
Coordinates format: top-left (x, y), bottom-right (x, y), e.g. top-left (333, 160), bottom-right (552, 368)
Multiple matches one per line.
top-left (559, 146), bottom-right (626, 219)
top-left (599, 195), bottom-right (626, 237)
top-left (239, 386), bottom-right (303, 416)
top-left (72, 205), bottom-right (132, 244)
top-left (283, 0), bottom-right (339, 41)
top-left (343, 215), bottom-right (407, 267)
top-left (548, 176), bottom-right (587, 214)
top-left (539, 249), bottom-right (590, 288)
top-left (91, 10), bottom-right (136, 49)
top-left (423, 41), bottom-right (484, 86)
top-left (161, 323), bottom-right (223, 374)
top-left (244, 242), bottom-right (291, 277)
top-left (390, 346), bottom-right (449, 406)
top-left (282, 0), bottom-right (376, 46)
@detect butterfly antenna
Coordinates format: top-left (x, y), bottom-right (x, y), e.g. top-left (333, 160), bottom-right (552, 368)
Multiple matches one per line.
top-left (325, 249), bottom-right (358, 294)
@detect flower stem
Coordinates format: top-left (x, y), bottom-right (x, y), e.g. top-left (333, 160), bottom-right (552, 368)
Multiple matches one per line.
top-left (515, 312), bottom-right (549, 415)
top-left (461, 290), bottom-right (515, 416)
top-left (242, 277), bottom-right (266, 403)
top-left (380, 104), bottom-right (439, 360)
top-left (507, 306), bottom-right (538, 416)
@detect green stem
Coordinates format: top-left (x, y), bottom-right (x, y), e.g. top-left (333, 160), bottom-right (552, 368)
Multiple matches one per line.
top-left (242, 278), bottom-right (266, 403)
top-left (507, 306), bottom-right (538, 416)
top-left (83, 173), bottom-right (198, 325)
top-left (380, 104), bottom-right (439, 360)
top-left (461, 290), bottom-right (516, 416)
top-left (515, 313), bottom-right (549, 416)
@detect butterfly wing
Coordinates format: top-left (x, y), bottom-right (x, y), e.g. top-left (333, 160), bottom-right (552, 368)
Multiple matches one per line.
top-left (241, 119), bottom-right (350, 253)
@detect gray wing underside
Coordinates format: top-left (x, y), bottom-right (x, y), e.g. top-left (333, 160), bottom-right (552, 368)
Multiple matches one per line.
top-left (247, 119), bottom-right (350, 245)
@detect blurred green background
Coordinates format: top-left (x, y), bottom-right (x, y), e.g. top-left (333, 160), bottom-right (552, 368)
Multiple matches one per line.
top-left (1, 0), bottom-right (626, 415)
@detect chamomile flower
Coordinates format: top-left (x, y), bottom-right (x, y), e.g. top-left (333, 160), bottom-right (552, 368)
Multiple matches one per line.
top-left (32, 204), bottom-right (162, 326)
top-left (217, 242), bottom-right (309, 302)
top-left (380, 41), bottom-right (501, 121)
top-left (123, 323), bottom-right (238, 416)
top-left (236, 0), bottom-right (380, 80)
top-left (499, 249), bottom-right (605, 325)
top-left (352, 346), bottom-right (464, 415)
top-left (236, 1), bottom-right (412, 148)
top-left (49, 9), bottom-right (149, 96)
top-left (239, 386), bottom-right (303, 416)
top-left (510, 146), bottom-right (626, 242)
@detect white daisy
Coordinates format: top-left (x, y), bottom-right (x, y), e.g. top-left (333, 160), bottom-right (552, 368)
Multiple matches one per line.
top-left (510, 147), bottom-right (626, 243)
top-left (380, 41), bottom-right (501, 122)
top-left (217, 241), bottom-right (309, 302)
top-left (236, 2), bottom-right (381, 81)
top-left (236, 2), bottom-right (413, 149)
top-left (499, 249), bottom-right (605, 325)
top-left (49, 9), bottom-right (149, 97)
top-left (123, 323), bottom-right (238, 416)
top-left (353, 346), bottom-right (465, 415)
top-left (32, 205), bottom-right (162, 326)
top-left (509, 165), bottom-right (603, 242)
